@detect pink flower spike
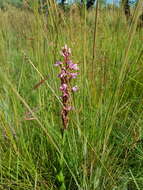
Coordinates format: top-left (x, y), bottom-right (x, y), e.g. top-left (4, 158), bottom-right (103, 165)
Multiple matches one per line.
top-left (54, 61), bottom-right (63, 66)
top-left (60, 84), bottom-right (68, 91)
top-left (72, 86), bottom-right (78, 92)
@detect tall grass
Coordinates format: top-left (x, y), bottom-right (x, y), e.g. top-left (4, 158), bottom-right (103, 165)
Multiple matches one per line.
top-left (0, 2), bottom-right (143, 189)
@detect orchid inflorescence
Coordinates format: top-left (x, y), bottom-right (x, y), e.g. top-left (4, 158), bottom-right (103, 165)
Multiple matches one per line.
top-left (54, 45), bottom-right (79, 131)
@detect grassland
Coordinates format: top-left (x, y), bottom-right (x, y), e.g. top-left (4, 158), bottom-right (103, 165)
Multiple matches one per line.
top-left (0, 2), bottom-right (143, 190)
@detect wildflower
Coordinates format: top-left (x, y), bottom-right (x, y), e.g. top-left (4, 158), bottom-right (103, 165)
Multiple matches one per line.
top-left (63, 106), bottom-right (72, 111)
top-left (72, 86), bottom-right (78, 92)
top-left (55, 45), bottom-right (79, 131)
top-left (54, 61), bottom-right (63, 66)
top-left (60, 84), bottom-right (68, 92)
top-left (61, 44), bottom-right (71, 57)
top-left (68, 61), bottom-right (79, 70)
top-left (58, 69), bottom-right (67, 78)
top-left (70, 73), bottom-right (78, 79)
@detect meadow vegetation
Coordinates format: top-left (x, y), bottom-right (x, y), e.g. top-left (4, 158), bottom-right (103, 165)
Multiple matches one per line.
top-left (0, 1), bottom-right (143, 189)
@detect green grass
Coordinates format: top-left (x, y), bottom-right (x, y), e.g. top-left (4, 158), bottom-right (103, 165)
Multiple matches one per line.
top-left (0, 2), bottom-right (143, 190)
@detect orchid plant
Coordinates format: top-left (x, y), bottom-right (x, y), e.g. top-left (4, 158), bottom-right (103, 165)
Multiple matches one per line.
top-left (54, 45), bottom-right (79, 131)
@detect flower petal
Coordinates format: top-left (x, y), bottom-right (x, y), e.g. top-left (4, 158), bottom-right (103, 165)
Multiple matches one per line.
top-left (70, 73), bottom-right (78, 79)
top-left (54, 61), bottom-right (63, 66)
top-left (60, 84), bottom-right (68, 91)
top-left (68, 61), bottom-right (79, 70)
top-left (72, 86), bottom-right (78, 92)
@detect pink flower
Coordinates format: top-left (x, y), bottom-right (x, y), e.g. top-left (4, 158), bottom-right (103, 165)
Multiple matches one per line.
top-left (64, 106), bottom-right (72, 111)
top-left (58, 69), bottom-right (67, 78)
top-left (70, 73), bottom-right (78, 79)
top-left (62, 44), bottom-right (71, 54)
top-left (54, 45), bottom-right (79, 130)
top-left (54, 61), bottom-right (63, 66)
top-left (68, 61), bottom-right (79, 70)
top-left (72, 86), bottom-right (78, 92)
top-left (60, 44), bottom-right (71, 57)
top-left (60, 84), bottom-right (68, 91)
